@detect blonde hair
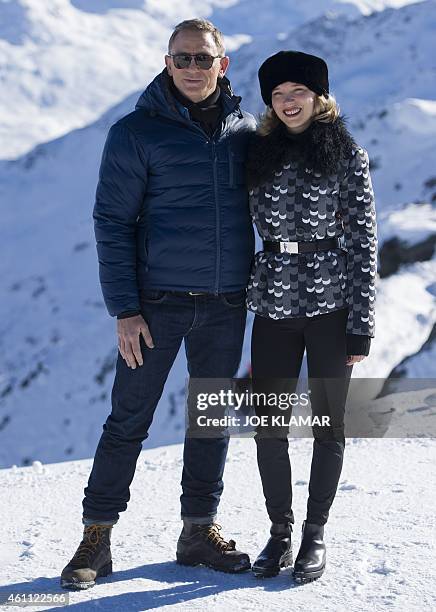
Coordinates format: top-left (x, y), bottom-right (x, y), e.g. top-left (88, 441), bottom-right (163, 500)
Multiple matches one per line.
top-left (168, 19), bottom-right (225, 56)
top-left (257, 93), bottom-right (340, 136)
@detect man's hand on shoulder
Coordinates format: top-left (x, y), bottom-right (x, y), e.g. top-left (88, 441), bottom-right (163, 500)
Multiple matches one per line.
top-left (117, 314), bottom-right (154, 369)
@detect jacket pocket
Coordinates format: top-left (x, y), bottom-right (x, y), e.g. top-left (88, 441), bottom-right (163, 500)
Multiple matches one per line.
top-left (220, 289), bottom-right (246, 308)
top-left (227, 148), bottom-right (246, 189)
top-left (143, 235), bottom-right (149, 272)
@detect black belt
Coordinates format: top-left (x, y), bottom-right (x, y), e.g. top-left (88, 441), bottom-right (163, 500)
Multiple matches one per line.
top-left (165, 291), bottom-right (209, 296)
top-left (263, 237), bottom-right (341, 254)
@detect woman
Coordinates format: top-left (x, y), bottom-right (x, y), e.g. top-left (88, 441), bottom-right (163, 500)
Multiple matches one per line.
top-left (245, 51), bottom-right (377, 582)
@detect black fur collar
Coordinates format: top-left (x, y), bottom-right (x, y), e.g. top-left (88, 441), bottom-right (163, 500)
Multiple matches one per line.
top-left (246, 115), bottom-right (357, 188)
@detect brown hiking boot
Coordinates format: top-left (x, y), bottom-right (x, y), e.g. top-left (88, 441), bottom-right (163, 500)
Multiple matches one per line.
top-left (60, 524), bottom-right (113, 590)
top-left (176, 522), bottom-right (251, 573)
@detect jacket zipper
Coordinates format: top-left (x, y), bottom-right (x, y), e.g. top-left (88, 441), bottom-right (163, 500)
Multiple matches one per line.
top-left (212, 140), bottom-right (220, 295)
top-left (228, 148), bottom-right (234, 188)
top-left (178, 109), bottom-right (230, 295)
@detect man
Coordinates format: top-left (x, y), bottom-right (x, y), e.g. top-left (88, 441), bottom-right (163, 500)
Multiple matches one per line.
top-left (60, 19), bottom-right (256, 589)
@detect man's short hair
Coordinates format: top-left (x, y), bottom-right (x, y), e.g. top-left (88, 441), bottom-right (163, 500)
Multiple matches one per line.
top-left (168, 19), bottom-right (225, 56)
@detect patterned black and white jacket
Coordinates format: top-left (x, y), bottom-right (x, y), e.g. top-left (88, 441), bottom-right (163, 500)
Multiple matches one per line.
top-left (245, 115), bottom-right (378, 356)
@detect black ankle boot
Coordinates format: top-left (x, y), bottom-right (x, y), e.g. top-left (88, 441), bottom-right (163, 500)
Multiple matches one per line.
top-left (252, 522), bottom-right (293, 578)
top-left (176, 522), bottom-right (251, 573)
top-left (292, 521), bottom-right (326, 583)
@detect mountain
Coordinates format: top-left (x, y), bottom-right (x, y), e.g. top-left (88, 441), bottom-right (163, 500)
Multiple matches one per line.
top-left (0, 0), bottom-right (426, 159)
top-left (0, 0), bottom-right (435, 468)
top-left (1, 436), bottom-right (435, 609)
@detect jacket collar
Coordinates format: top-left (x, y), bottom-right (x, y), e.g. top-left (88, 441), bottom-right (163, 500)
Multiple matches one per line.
top-left (135, 68), bottom-right (243, 123)
top-left (168, 77), bottom-right (221, 110)
top-left (246, 115), bottom-right (357, 188)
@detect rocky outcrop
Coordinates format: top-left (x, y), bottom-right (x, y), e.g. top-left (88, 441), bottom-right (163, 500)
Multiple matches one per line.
top-left (379, 234), bottom-right (436, 278)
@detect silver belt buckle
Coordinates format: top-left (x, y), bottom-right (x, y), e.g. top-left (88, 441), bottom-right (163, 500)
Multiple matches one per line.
top-left (280, 241), bottom-right (299, 254)
top-left (188, 291), bottom-right (203, 295)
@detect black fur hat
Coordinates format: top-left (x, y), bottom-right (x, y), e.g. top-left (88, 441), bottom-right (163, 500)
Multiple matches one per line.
top-left (258, 50), bottom-right (329, 105)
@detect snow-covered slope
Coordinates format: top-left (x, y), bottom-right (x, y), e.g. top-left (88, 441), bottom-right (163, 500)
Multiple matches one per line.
top-left (0, 0), bottom-right (435, 468)
top-left (0, 0), bottom-right (169, 159)
top-left (0, 437), bottom-right (435, 611)
top-left (0, 0), bottom-right (427, 159)
top-left (231, 1), bottom-right (436, 209)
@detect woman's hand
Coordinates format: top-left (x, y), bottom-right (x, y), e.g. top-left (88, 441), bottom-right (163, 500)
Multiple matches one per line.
top-left (346, 354), bottom-right (366, 366)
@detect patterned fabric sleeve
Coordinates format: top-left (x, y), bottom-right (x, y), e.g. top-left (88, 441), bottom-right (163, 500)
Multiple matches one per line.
top-left (339, 146), bottom-right (378, 339)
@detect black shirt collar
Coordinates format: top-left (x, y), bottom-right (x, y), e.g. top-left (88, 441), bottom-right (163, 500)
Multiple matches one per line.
top-left (169, 77), bottom-right (221, 110)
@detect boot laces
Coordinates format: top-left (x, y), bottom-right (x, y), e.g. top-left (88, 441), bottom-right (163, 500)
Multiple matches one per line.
top-left (71, 525), bottom-right (109, 565)
top-left (203, 523), bottom-right (236, 553)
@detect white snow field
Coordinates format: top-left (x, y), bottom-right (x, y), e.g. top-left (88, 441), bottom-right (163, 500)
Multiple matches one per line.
top-left (0, 436), bottom-right (435, 611)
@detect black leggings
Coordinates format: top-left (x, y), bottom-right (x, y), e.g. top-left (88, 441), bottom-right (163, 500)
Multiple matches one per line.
top-left (251, 306), bottom-right (353, 526)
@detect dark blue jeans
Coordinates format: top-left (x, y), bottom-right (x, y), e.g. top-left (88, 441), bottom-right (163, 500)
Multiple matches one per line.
top-left (82, 289), bottom-right (247, 525)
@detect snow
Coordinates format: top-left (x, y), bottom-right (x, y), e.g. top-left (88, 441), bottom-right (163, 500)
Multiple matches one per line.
top-left (378, 202), bottom-right (436, 246)
top-left (0, 437), bottom-right (435, 611)
top-left (397, 335), bottom-right (436, 378)
top-left (344, 257), bottom-right (436, 380)
top-left (0, 0), bottom-right (428, 158)
top-left (391, 98), bottom-right (436, 135)
top-left (1, 0), bottom-right (436, 607)
top-left (0, 0), bottom-right (169, 159)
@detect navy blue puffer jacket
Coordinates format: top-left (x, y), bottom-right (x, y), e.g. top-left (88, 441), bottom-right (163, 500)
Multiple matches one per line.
top-left (93, 69), bottom-right (256, 317)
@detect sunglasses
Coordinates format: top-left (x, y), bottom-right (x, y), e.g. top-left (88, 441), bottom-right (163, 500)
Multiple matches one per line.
top-left (169, 53), bottom-right (222, 70)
